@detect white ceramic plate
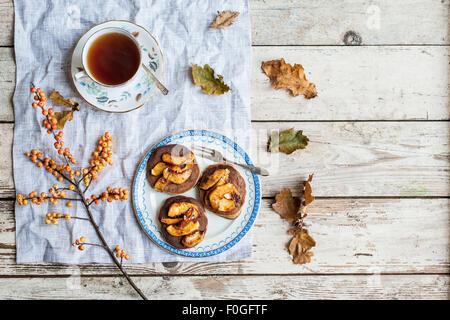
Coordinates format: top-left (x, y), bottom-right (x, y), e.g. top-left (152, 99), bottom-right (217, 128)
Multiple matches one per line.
top-left (71, 20), bottom-right (164, 113)
top-left (132, 130), bottom-right (261, 257)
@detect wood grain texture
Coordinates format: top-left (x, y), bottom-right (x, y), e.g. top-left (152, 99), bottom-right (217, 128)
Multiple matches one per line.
top-left (1, 198), bottom-right (448, 275)
top-left (0, 0), bottom-right (13, 47)
top-left (0, 48), bottom-right (15, 123)
top-left (250, 0), bottom-right (450, 45)
top-left (1, 0), bottom-right (449, 46)
top-left (0, 274), bottom-right (448, 299)
top-left (2, 121), bottom-right (448, 198)
top-left (251, 121), bottom-right (449, 197)
top-left (1, 46), bottom-right (449, 121)
top-left (252, 46), bottom-right (450, 121)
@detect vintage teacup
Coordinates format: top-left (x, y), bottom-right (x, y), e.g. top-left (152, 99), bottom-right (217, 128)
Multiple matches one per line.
top-left (74, 27), bottom-right (142, 87)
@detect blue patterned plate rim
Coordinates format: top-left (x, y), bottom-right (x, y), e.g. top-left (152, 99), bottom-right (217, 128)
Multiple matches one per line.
top-left (131, 130), bottom-right (262, 257)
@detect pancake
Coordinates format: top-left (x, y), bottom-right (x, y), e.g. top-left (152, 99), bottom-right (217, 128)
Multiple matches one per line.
top-left (147, 144), bottom-right (200, 194)
top-left (158, 196), bottom-right (208, 249)
top-left (198, 164), bottom-right (246, 220)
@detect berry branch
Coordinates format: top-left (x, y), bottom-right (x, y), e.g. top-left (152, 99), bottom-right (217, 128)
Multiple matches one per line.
top-left (16, 85), bottom-right (148, 300)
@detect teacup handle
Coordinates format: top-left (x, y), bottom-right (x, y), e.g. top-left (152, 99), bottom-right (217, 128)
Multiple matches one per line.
top-left (74, 70), bottom-right (89, 82)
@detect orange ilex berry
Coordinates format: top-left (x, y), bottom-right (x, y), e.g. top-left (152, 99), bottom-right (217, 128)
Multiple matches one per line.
top-left (67, 202), bottom-right (73, 208)
top-left (32, 102), bottom-right (38, 108)
top-left (30, 87), bottom-right (37, 93)
top-left (78, 245), bottom-right (85, 251)
top-left (80, 236), bottom-right (86, 243)
top-left (125, 254), bottom-right (130, 260)
top-left (115, 246), bottom-right (121, 252)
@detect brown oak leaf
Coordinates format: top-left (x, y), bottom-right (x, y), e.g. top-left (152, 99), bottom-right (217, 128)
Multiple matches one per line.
top-left (303, 174), bottom-right (315, 207)
top-left (272, 188), bottom-right (300, 222)
top-left (210, 10), bottom-right (240, 29)
top-left (53, 110), bottom-right (74, 130)
top-left (288, 228), bottom-right (316, 264)
top-left (273, 175), bottom-right (316, 265)
top-left (261, 58), bottom-right (317, 99)
top-left (49, 89), bottom-right (80, 111)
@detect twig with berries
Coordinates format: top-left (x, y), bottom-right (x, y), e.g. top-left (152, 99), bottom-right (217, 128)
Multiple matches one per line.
top-left (16, 85), bottom-right (148, 300)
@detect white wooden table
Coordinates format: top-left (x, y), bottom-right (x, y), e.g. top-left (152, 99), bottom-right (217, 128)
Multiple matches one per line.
top-left (0, 0), bottom-right (449, 299)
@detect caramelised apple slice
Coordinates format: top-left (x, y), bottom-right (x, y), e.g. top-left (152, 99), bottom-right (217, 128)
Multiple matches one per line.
top-left (154, 177), bottom-right (168, 192)
top-left (168, 202), bottom-right (198, 217)
top-left (166, 220), bottom-right (200, 237)
top-left (162, 152), bottom-right (194, 166)
top-left (161, 217), bottom-right (183, 225)
top-left (167, 162), bottom-right (194, 174)
top-left (183, 207), bottom-right (200, 221)
top-left (209, 183), bottom-right (240, 212)
top-left (182, 231), bottom-right (205, 248)
top-left (199, 168), bottom-right (230, 190)
top-left (163, 167), bottom-right (192, 185)
top-left (151, 162), bottom-right (167, 176)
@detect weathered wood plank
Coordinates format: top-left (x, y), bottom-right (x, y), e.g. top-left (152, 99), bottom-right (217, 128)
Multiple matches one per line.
top-left (1, 0), bottom-right (449, 46)
top-left (0, 48), bottom-right (15, 123)
top-left (250, 0), bottom-right (450, 45)
top-left (2, 121), bottom-right (449, 198)
top-left (2, 46), bottom-right (449, 121)
top-left (0, 124), bottom-right (13, 197)
top-left (0, 274), bottom-right (448, 299)
top-left (251, 46), bottom-right (450, 121)
top-left (252, 121), bottom-right (450, 197)
top-left (0, 0), bottom-right (13, 47)
top-left (1, 198), bottom-right (448, 275)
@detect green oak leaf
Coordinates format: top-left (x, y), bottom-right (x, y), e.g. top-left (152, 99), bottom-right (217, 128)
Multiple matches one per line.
top-left (268, 128), bottom-right (309, 154)
top-left (191, 64), bottom-right (230, 96)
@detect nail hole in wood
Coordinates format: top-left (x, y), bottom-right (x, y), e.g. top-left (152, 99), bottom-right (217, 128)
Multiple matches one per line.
top-left (343, 31), bottom-right (362, 45)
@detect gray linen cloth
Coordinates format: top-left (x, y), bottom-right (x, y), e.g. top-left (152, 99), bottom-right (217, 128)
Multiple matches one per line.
top-left (13, 0), bottom-right (252, 263)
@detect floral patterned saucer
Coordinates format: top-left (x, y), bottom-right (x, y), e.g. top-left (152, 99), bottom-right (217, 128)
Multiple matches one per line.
top-left (71, 20), bottom-right (164, 113)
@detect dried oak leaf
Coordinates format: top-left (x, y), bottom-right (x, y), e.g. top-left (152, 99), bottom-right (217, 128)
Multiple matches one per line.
top-left (53, 110), bottom-right (74, 130)
top-left (303, 174), bottom-right (315, 207)
top-left (268, 128), bottom-right (309, 154)
top-left (261, 58), bottom-right (317, 99)
top-left (288, 228), bottom-right (316, 264)
top-left (210, 10), bottom-right (240, 29)
top-left (272, 188), bottom-right (300, 222)
top-left (49, 89), bottom-right (80, 111)
top-left (191, 64), bottom-right (230, 96)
